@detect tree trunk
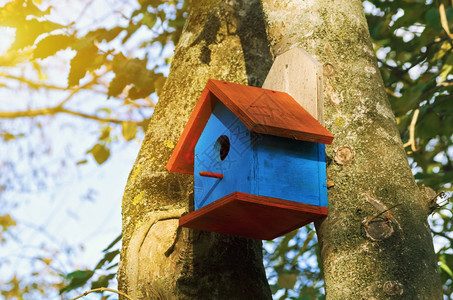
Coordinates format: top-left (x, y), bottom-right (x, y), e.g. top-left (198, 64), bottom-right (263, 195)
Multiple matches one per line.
top-left (119, 0), bottom-right (443, 299)
top-left (118, 1), bottom-right (273, 299)
top-left (262, 0), bottom-right (442, 298)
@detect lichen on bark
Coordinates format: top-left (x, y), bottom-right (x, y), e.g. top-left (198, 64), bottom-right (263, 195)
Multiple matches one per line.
top-left (119, 1), bottom-right (273, 299)
top-left (262, 0), bottom-right (442, 298)
top-left (119, 0), bottom-right (442, 299)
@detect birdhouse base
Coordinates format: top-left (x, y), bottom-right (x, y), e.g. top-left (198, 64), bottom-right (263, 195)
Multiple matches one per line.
top-left (179, 192), bottom-right (328, 240)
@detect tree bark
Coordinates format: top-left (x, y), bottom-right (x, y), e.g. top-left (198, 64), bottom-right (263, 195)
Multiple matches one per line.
top-left (261, 0), bottom-right (442, 298)
top-left (118, 1), bottom-right (273, 299)
top-left (119, 0), bottom-right (443, 299)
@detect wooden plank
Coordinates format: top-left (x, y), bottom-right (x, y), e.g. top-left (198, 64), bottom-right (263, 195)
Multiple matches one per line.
top-left (167, 78), bottom-right (333, 175)
top-left (207, 79), bottom-right (333, 144)
top-left (262, 48), bottom-right (324, 124)
top-left (194, 102), bottom-right (253, 209)
top-left (252, 135), bottom-right (327, 207)
top-left (166, 88), bottom-right (215, 174)
top-left (179, 191), bottom-right (328, 240)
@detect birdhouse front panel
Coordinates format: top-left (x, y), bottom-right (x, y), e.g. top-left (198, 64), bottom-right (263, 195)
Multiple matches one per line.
top-left (167, 79), bottom-right (334, 240)
top-left (251, 134), bottom-right (327, 208)
top-left (194, 102), bottom-right (253, 210)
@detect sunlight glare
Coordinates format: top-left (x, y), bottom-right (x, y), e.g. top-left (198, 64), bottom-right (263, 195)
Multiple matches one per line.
top-left (0, 27), bottom-right (15, 55)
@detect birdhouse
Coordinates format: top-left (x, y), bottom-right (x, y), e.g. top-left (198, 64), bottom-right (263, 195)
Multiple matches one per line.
top-left (166, 77), bottom-right (334, 240)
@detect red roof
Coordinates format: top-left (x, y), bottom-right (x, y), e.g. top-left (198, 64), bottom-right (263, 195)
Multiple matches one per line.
top-left (167, 79), bottom-right (334, 174)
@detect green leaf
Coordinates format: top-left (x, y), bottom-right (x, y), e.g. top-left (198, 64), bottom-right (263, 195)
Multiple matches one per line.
top-left (86, 144), bottom-right (110, 165)
top-left (94, 250), bottom-right (120, 270)
top-left (33, 34), bottom-right (75, 59)
top-left (142, 13), bottom-right (157, 29)
top-left (122, 23), bottom-right (141, 44)
top-left (90, 273), bottom-right (116, 290)
top-left (87, 27), bottom-right (124, 43)
top-left (440, 260), bottom-right (453, 278)
top-left (122, 122), bottom-right (138, 141)
top-left (107, 74), bottom-right (129, 98)
top-left (10, 19), bottom-right (64, 50)
top-left (277, 272), bottom-right (298, 290)
top-left (127, 82), bottom-right (154, 99)
top-left (59, 270), bottom-right (94, 294)
top-left (99, 126), bottom-right (112, 141)
top-left (154, 74), bottom-right (167, 97)
top-left (0, 0), bottom-right (51, 26)
top-left (425, 8), bottom-right (442, 32)
top-left (102, 234), bottom-right (121, 252)
top-left (112, 52), bottom-right (128, 73)
top-left (431, 41), bottom-right (451, 62)
top-left (439, 64), bottom-right (452, 83)
top-left (67, 45), bottom-right (99, 86)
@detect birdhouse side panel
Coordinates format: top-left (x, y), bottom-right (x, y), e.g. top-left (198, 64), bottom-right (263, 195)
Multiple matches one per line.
top-left (316, 143), bottom-right (328, 207)
top-left (251, 134), bottom-right (327, 207)
top-left (194, 102), bottom-right (253, 210)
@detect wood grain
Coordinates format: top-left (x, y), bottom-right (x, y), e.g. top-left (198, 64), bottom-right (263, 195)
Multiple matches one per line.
top-left (179, 191), bottom-right (328, 240)
top-left (167, 79), bottom-right (333, 174)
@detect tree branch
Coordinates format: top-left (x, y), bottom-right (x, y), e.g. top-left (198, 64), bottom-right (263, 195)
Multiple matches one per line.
top-left (403, 108), bottom-right (420, 153)
top-left (0, 73), bottom-right (68, 90)
top-left (0, 106), bottom-right (143, 125)
top-left (68, 287), bottom-right (134, 300)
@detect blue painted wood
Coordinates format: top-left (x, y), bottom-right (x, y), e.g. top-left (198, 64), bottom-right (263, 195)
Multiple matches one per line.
top-left (194, 102), bottom-right (327, 211)
top-left (194, 102), bottom-right (253, 210)
top-left (317, 144), bottom-right (328, 207)
top-left (251, 134), bottom-right (327, 207)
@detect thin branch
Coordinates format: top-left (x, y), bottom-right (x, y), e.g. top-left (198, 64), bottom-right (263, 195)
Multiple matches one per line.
top-left (385, 88), bottom-right (400, 98)
top-left (56, 72), bottom-right (108, 108)
top-left (75, 0), bottom-right (97, 23)
top-left (403, 108), bottom-right (420, 153)
top-left (439, 81), bottom-right (453, 86)
top-left (0, 72), bottom-right (108, 96)
top-left (68, 287), bottom-right (135, 300)
top-left (0, 73), bottom-right (68, 91)
top-left (0, 106), bottom-right (143, 125)
top-left (431, 229), bottom-right (453, 243)
top-left (439, 1), bottom-right (453, 47)
top-left (60, 108), bottom-right (140, 124)
top-left (378, 38), bottom-right (445, 77)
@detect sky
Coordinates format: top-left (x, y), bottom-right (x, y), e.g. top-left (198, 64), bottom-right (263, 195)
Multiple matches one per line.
top-left (0, 0), bottom-right (156, 298)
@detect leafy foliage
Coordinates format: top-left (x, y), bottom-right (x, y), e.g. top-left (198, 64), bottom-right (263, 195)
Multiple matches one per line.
top-left (0, 0), bottom-right (452, 299)
top-left (59, 235), bottom-right (121, 297)
top-left (0, 0), bottom-right (185, 298)
top-left (365, 0), bottom-right (452, 192)
top-left (364, 1), bottom-right (453, 298)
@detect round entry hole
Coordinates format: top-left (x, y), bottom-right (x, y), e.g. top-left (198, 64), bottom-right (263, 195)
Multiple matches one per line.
top-left (215, 135), bottom-right (230, 161)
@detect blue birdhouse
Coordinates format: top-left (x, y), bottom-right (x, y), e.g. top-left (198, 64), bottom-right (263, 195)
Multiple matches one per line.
top-left (167, 79), bottom-right (333, 240)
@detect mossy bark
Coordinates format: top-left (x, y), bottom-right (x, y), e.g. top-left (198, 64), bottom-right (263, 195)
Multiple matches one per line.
top-left (118, 1), bottom-right (273, 299)
top-left (262, 0), bottom-right (442, 298)
top-left (119, 0), bottom-right (442, 299)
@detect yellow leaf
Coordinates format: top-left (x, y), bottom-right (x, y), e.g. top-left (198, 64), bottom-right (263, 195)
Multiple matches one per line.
top-left (122, 121), bottom-right (138, 141)
top-left (439, 64), bottom-right (452, 83)
top-left (277, 272), bottom-right (298, 289)
top-left (0, 214), bottom-right (16, 230)
top-left (40, 257), bottom-right (53, 265)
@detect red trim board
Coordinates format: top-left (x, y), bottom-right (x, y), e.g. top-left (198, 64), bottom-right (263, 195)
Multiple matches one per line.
top-left (179, 191), bottom-right (328, 240)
